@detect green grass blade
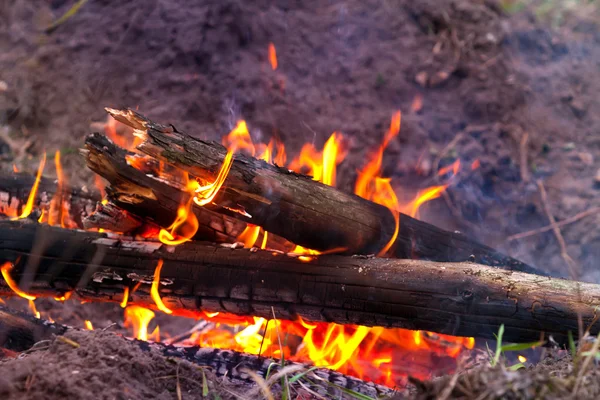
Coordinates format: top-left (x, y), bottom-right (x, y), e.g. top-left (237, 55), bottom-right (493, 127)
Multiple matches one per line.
top-left (492, 324), bottom-right (504, 367)
top-left (568, 331), bottom-right (577, 360)
top-left (501, 341), bottom-right (544, 352)
top-left (201, 368), bottom-right (209, 397)
top-left (508, 362), bottom-right (525, 371)
top-left (289, 367), bottom-right (319, 384)
top-left (46, 0), bottom-right (89, 33)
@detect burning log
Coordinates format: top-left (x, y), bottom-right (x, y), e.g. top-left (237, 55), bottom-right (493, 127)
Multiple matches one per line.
top-left (0, 306), bottom-right (394, 397)
top-left (0, 173), bottom-right (100, 228)
top-left (0, 221), bottom-right (594, 344)
top-left (83, 132), bottom-right (247, 243)
top-left (101, 108), bottom-right (537, 273)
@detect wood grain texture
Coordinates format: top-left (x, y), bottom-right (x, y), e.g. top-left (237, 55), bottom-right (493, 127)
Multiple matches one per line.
top-left (0, 221), bottom-right (592, 344)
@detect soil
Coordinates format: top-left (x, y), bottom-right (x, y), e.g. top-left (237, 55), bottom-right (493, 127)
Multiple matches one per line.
top-left (1, 0), bottom-right (600, 398)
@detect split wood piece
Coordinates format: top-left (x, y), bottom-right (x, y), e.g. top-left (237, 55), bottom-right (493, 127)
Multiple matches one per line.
top-left (0, 305), bottom-right (394, 397)
top-left (83, 132), bottom-right (247, 243)
top-left (0, 221), bottom-right (594, 344)
top-left (0, 173), bottom-right (100, 228)
top-left (109, 108), bottom-right (537, 273)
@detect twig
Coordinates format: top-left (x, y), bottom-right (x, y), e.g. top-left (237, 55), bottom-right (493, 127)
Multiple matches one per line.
top-left (519, 132), bottom-right (530, 182)
top-left (45, 0), bottom-right (89, 34)
top-left (536, 181), bottom-right (579, 280)
top-left (537, 181), bottom-right (583, 338)
top-left (507, 207), bottom-right (600, 242)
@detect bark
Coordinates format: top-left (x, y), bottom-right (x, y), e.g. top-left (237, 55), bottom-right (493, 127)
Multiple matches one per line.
top-left (0, 306), bottom-right (394, 397)
top-left (0, 173), bottom-right (100, 228)
top-left (107, 108), bottom-right (538, 273)
top-left (84, 132), bottom-right (247, 243)
top-left (0, 221), bottom-right (594, 344)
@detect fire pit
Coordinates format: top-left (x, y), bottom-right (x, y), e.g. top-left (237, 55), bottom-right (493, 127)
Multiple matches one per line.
top-left (0, 108), bottom-right (598, 396)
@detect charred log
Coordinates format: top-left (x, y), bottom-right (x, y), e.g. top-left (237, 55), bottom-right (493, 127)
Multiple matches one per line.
top-left (0, 173), bottom-right (100, 228)
top-left (0, 306), bottom-right (394, 397)
top-left (83, 133), bottom-right (247, 243)
top-left (105, 108), bottom-right (537, 273)
top-left (0, 221), bottom-right (593, 344)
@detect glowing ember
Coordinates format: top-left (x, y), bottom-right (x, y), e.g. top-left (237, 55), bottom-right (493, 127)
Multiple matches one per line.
top-left (0, 261), bottom-right (36, 301)
top-left (268, 42), bottom-right (278, 70)
top-left (471, 159), bottom-right (480, 170)
top-left (85, 320), bottom-right (94, 330)
top-left (518, 355), bottom-right (527, 363)
top-left (11, 153), bottom-right (46, 220)
top-left (150, 259), bottom-right (172, 315)
top-left (12, 164), bottom-right (18, 173)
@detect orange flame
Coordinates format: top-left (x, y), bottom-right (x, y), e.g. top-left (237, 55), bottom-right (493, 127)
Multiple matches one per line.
top-left (238, 225), bottom-right (261, 248)
top-left (411, 94), bottom-right (423, 113)
top-left (150, 259), bottom-right (172, 315)
top-left (223, 120), bottom-right (254, 155)
top-left (12, 164), bottom-right (18, 173)
top-left (124, 305), bottom-right (155, 341)
top-left (54, 291), bottom-right (72, 302)
top-left (191, 149), bottom-right (234, 207)
top-left (288, 132), bottom-right (346, 184)
top-left (28, 300), bottom-right (40, 319)
top-left (85, 320), bottom-right (94, 330)
top-left (438, 159), bottom-right (461, 178)
top-left (268, 42), bottom-right (278, 70)
top-left (11, 153), bottom-right (46, 220)
top-left (0, 261), bottom-right (36, 301)
top-left (120, 286), bottom-right (129, 308)
top-left (158, 198), bottom-right (199, 245)
top-left (471, 159), bottom-right (480, 171)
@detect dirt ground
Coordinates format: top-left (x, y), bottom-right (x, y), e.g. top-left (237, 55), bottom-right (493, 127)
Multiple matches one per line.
top-left (1, 0), bottom-right (600, 398)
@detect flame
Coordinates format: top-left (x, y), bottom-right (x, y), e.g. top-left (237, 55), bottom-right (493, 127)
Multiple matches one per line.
top-left (288, 132), bottom-right (346, 184)
top-left (518, 355), bottom-right (527, 363)
top-left (223, 120), bottom-right (254, 155)
top-left (260, 231), bottom-right (268, 250)
top-left (238, 225), bottom-right (261, 247)
top-left (268, 42), bottom-right (278, 70)
top-left (11, 153), bottom-right (46, 220)
top-left (191, 149), bottom-right (233, 207)
top-left (471, 159), bottom-right (480, 170)
top-left (54, 291), bottom-right (72, 302)
top-left (189, 312), bottom-right (475, 386)
top-left (158, 198), bottom-right (199, 245)
top-left (12, 164), bottom-right (18, 173)
top-left (406, 185), bottom-right (446, 219)
top-left (124, 305), bottom-right (156, 341)
top-left (85, 320), bottom-right (94, 330)
top-left (28, 300), bottom-right (40, 319)
top-left (120, 286), bottom-right (129, 308)
top-left (1, 261), bottom-right (36, 300)
top-left (150, 259), bottom-right (172, 314)
top-left (437, 160), bottom-right (461, 178)
top-left (47, 151), bottom-right (76, 229)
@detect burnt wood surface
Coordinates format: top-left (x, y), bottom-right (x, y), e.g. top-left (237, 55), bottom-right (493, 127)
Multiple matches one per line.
top-left (0, 306), bottom-right (393, 397)
top-left (84, 132), bottom-right (247, 243)
top-left (0, 221), bottom-right (593, 344)
top-left (105, 108), bottom-right (538, 273)
top-left (0, 173), bottom-right (100, 228)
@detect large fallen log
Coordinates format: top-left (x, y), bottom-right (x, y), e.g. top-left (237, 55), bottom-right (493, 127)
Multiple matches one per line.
top-left (0, 221), bottom-right (594, 344)
top-left (104, 108), bottom-right (538, 273)
top-left (0, 306), bottom-right (394, 397)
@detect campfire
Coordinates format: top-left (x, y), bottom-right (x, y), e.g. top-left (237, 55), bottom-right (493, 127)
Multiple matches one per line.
top-left (0, 107), bottom-right (596, 392)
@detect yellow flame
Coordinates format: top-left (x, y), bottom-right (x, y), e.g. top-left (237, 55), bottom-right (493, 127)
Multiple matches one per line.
top-left (120, 286), bottom-right (129, 308)
top-left (238, 225), bottom-right (261, 248)
top-left (150, 259), bottom-right (172, 315)
top-left (124, 305), bottom-right (155, 341)
top-left (85, 320), bottom-right (94, 330)
top-left (1, 262), bottom-right (36, 300)
top-left (192, 149), bottom-right (234, 207)
top-left (28, 300), bottom-right (40, 319)
top-left (518, 355), bottom-right (527, 363)
top-left (12, 153), bottom-right (46, 220)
